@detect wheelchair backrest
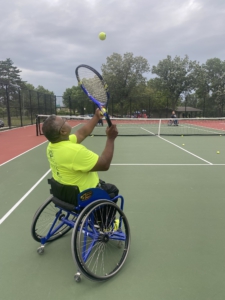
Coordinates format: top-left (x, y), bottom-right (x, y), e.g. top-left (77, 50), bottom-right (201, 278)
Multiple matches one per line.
top-left (48, 178), bottom-right (111, 210)
top-left (48, 178), bottom-right (80, 206)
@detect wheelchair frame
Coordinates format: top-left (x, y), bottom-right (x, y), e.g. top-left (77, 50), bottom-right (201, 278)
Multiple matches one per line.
top-left (167, 119), bottom-right (179, 126)
top-left (31, 180), bottom-right (131, 282)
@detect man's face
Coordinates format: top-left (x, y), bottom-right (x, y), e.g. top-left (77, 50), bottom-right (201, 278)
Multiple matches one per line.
top-left (56, 116), bottom-right (71, 135)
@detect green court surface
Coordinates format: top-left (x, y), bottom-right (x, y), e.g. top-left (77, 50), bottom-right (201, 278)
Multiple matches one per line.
top-left (1, 133), bottom-right (225, 300)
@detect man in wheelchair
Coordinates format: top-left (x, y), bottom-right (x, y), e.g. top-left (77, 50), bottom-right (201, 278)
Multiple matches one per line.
top-left (42, 109), bottom-right (119, 203)
top-left (168, 110), bottom-right (179, 126)
top-left (33, 111), bottom-right (130, 282)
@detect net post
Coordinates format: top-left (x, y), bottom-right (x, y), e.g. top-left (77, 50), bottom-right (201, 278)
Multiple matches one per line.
top-left (158, 119), bottom-right (161, 136)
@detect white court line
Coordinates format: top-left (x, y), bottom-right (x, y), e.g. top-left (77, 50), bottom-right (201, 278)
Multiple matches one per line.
top-left (0, 169), bottom-right (51, 225)
top-left (0, 123), bottom-right (220, 225)
top-left (0, 123), bottom-right (82, 224)
top-left (159, 136), bottom-right (213, 164)
top-left (141, 127), bottom-right (213, 165)
top-left (178, 124), bottom-right (223, 135)
top-left (112, 163), bottom-right (225, 166)
top-left (0, 123), bottom-right (82, 167)
top-left (2, 162), bottom-right (223, 225)
top-left (0, 141), bottom-right (48, 167)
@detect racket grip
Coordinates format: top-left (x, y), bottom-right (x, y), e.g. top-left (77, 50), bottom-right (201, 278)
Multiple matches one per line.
top-left (105, 114), bottom-right (112, 127)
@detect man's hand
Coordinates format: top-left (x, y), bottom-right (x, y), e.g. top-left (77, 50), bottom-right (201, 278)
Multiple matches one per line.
top-left (106, 124), bottom-right (118, 140)
top-left (94, 108), bottom-right (104, 120)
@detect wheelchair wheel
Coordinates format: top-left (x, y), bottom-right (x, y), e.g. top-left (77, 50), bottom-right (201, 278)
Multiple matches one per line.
top-left (31, 196), bottom-right (77, 243)
top-left (71, 200), bottom-right (130, 281)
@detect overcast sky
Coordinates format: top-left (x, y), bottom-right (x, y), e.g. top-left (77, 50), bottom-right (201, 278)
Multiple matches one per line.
top-left (1, 0), bottom-right (225, 101)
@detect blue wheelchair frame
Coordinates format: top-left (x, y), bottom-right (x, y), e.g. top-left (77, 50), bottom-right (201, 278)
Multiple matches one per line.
top-left (31, 181), bottom-right (130, 282)
top-left (39, 189), bottom-right (125, 246)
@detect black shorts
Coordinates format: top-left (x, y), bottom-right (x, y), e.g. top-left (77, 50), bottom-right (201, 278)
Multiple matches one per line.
top-left (97, 179), bottom-right (119, 200)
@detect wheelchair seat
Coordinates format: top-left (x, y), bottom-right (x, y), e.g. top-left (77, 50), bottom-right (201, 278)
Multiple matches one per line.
top-left (48, 177), bottom-right (112, 212)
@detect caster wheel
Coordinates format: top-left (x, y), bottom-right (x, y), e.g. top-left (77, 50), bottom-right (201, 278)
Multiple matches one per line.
top-left (74, 273), bottom-right (81, 283)
top-left (37, 246), bottom-right (45, 255)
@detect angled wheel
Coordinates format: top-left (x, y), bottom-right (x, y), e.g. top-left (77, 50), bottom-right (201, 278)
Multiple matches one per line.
top-left (31, 196), bottom-right (77, 243)
top-left (71, 200), bottom-right (131, 281)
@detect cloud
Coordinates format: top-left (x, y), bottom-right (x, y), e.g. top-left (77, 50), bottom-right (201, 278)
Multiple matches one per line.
top-left (1, 0), bottom-right (225, 96)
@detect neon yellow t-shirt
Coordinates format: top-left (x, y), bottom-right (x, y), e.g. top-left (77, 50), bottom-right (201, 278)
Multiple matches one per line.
top-left (46, 134), bottom-right (99, 192)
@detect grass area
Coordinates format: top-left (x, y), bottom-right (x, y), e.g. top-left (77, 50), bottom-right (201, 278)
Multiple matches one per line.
top-left (0, 116), bottom-right (36, 127)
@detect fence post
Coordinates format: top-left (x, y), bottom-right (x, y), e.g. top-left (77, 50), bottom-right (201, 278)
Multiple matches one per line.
top-left (18, 89), bottom-right (23, 126)
top-left (44, 94), bottom-right (47, 114)
top-left (37, 92), bottom-right (40, 113)
top-left (5, 85), bottom-right (11, 128)
top-left (29, 90), bottom-right (33, 124)
top-left (69, 96), bottom-right (72, 116)
top-left (129, 98), bottom-right (131, 117)
top-left (54, 96), bottom-right (57, 114)
top-left (111, 96), bottom-right (113, 116)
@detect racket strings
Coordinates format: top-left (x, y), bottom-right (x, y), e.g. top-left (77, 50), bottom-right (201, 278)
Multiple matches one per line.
top-left (79, 68), bottom-right (107, 106)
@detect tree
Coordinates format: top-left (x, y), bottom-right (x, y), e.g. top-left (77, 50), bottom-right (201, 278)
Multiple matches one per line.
top-left (151, 55), bottom-right (196, 110)
top-left (205, 58), bottom-right (225, 116)
top-left (101, 52), bottom-right (150, 116)
top-left (0, 59), bottom-right (27, 125)
top-left (146, 78), bottom-right (175, 117)
top-left (0, 58), bottom-right (26, 88)
top-left (62, 86), bottom-right (93, 115)
top-left (192, 58), bottom-right (225, 116)
top-left (192, 62), bottom-right (211, 116)
top-left (0, 58), bottom-right (26, 106)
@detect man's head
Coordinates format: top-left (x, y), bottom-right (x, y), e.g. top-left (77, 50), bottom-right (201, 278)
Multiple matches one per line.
top-left (42, 115), bottom-right (71, 143)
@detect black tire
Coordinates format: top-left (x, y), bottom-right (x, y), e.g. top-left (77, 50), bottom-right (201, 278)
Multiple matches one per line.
top-left (31, 196), bottom-right (77, 243)
top-left (71, 200), bottom-right (130, 281)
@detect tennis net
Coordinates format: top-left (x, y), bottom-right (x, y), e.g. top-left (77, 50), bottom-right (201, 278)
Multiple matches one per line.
top-left (36, 114), bottom-right (225, 136)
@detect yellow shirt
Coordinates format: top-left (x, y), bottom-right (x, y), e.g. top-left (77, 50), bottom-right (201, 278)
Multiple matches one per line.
top-left (46, 134), bottom-right (99, 191)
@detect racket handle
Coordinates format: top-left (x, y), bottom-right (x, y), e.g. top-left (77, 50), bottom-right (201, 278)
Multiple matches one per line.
top-left (105, 114), bottom-right (112, 127)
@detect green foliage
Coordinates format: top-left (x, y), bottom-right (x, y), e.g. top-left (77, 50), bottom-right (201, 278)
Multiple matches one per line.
top-left (0, 58), bottom-right (26, 88)
top-left (62, 86), bottom-right (94, 115)
top-left (151, 55), bottom-right (196, 109)
top-left (191, 58), bottom-right (225, 116)
top-left (101, 52), bottom-right (150, 115)
top-left (0, 59), bottom-right (55, 116)
top-left (0, 58), bottom-right (26, 106)
top-left (35, 85), bottom-right (54, 95)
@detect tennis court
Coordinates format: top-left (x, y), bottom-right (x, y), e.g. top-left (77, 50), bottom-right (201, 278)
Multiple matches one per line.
top-left (1, 119), bottom-right (225, 300)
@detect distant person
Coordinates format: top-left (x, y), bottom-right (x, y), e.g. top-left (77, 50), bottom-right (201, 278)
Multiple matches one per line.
top-left (169, 111), bottom-right (178, 126)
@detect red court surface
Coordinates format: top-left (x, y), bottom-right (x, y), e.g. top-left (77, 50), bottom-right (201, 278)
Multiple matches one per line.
top-left (0, 125), bottom-right (47, 165)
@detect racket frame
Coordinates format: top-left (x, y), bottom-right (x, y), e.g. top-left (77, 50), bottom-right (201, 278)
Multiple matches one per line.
top-left (75, 64), bottom-right (112, 126)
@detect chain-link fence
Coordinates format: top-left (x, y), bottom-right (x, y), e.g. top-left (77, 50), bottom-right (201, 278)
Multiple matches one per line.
top-left (0, 85), bottom-right (56, 128)
top-left (1, 87), bottom-right (223, 130)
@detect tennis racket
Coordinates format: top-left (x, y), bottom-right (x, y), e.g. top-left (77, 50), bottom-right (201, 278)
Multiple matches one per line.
top-left (75, 64), bottom-right (112, 127)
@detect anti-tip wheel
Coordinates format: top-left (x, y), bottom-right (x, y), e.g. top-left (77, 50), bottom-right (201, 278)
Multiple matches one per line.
top-left (37, 246), bottom-right (45, 255)
top-left (74, 273), bottom-right (81, 283)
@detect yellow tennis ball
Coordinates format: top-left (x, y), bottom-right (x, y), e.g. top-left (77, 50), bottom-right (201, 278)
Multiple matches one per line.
top-left (217, 151), bottom-right (220, 154)
top-left (182, 144), bottom-right (185, 146)
top-left (99, 32), bottom-right (106, 40)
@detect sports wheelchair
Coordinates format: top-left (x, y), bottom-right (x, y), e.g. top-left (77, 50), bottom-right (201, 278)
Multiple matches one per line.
top-left (167, 119), bottom-right (179, 126)
top-left (31, 178), bottom-right (131, 282)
